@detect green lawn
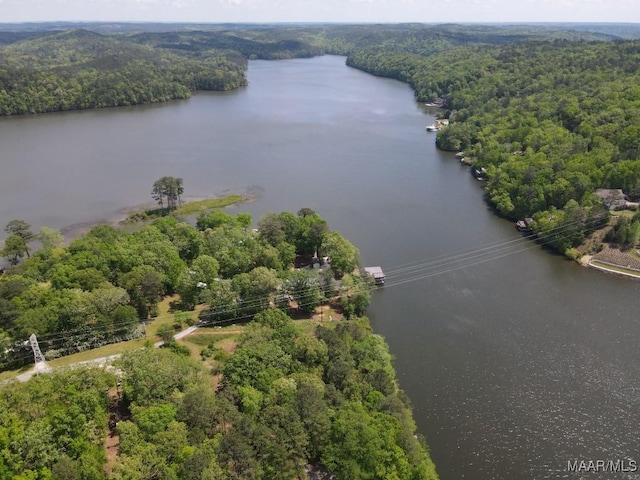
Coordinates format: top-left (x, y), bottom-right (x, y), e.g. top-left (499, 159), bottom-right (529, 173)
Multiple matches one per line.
top-left (1, 299), bottom-right (340, 383)
top-left (0, 296), bottom-right (189, 381)
top-left (174, 194), bottom-right (243, 216)
top-left (610, 210), bottom-right (636, 219)
top-left (123, 194), bottom-right (244, 224)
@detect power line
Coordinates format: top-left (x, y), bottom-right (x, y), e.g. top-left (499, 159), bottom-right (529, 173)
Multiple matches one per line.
top-left (10, 211), bottom-right (610, 343)
top-left (2, 209), bottom-right (615, 365)
top-left (383, 212), bottom-right (608, 280)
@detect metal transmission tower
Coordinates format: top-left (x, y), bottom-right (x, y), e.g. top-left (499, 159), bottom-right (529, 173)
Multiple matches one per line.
top-left (29, 334), bottom-right (51, 374)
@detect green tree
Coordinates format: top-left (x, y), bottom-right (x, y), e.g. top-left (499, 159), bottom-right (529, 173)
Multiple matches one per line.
top-left (5, 219), bottom-right (34, 258)
top-left (179, 437), bottom-right (226, 480)
top-left (152, 176), bottom-right (184, 211)
top-left (199, 279), bottom-right (238, 322)
top-left (117, 348), bottom-right (201, 406)
top-left (38, 226), bottom-right (64, 249)
top-left (294, 375), bottom-right (331, 460)
top-left (196, 211), bottom-right (238, 231)
top-left (257, 212), bottom-right (287, 246)
top-left (340, 274), bottom-right (371, 318)
top-left (259, 404), bottom-right (309, 479)
top-left (159, 220), bottom-right (203, 263)
top-left (120, 265), bottom-right (165, 319)
top-left (157, 323), bottom-right (175, 346)
top-left (2, 234), bottom-right (29, 265)
top-left (322, 402), bottom-right (412, 480)
top-left (286, 269), bottom-right (321, 314)
top-left (296, 211), bottom-right (328, 256)
top-left (132, 403), bottom-right (178, 437)
top-left (231, 267), bottom-right (280, 315)
top-left (321, 231), bottom-right (360, 278)
top-left (177, 384), bottom-right (219, 438)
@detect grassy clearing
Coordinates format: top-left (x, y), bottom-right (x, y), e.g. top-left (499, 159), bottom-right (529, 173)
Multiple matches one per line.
top-left (174, 195), bottom-right (243, 216)
top-left (47, 339), bottom-right (148, 368)
top-left (182, 332), bottom-right (240, 347)
top-left (216, 338), bottom-right (238, 355)
top-left (123, 194), bottom-right (243, 224)
top-left (177, 338), bottom-right (204, 360)
top-left (1, 300), bottom-right (341, 382)
top-left (0, 365), bottom-right (31, 382)
top-left (177, 325), bottom-right (243, 381)
top-left (0, 295), bottom-right (193, 381)
top-left (611, 210), bottom-right (636, 218)
top-left (38, 302), bottom-right (184, 370)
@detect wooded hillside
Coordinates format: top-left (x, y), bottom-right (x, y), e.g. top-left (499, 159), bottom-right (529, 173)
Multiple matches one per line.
top-left (0, 23), bottom-right (618, 115)
top-left (346, 39), bottom-right (640, 255)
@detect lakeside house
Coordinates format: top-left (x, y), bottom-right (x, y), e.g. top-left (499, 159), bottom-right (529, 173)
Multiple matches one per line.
top-left (424, 97), bottom-right (446, 108)
top-left (595, 189), bottom-right (630, 210)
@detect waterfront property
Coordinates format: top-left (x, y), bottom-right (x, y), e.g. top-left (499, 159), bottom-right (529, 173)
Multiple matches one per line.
top-left (364, 266), bottom-right (385, 285)
top-left (516, 217), bottom-right (533, 232)
top-left (425, 119), bottom-right (449, 132)
top-left (595, 189), bottom-right (630, 210)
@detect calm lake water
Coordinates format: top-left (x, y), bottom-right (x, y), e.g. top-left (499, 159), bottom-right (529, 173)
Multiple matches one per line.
top-left (2, 55), bottom-right (640, 479)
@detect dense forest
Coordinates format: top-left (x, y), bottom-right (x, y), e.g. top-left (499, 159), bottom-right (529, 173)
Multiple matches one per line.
top-left (0, 207), bottom-right (437, 479)
top-left (0, 314), bottom-right (437, 479)
top-left (0, 23), bottom-right (619, 116)
top-left (0, 29), bottom-right (247, 114)
top-left (0, 208), bottom-right (367, 371)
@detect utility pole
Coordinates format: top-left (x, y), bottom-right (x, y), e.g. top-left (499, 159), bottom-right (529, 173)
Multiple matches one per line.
top-left (29, 334), bottom-right (51, 374)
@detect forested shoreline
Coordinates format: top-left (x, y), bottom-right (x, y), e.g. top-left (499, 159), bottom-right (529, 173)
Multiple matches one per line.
top-left (0, 315), bottom-right (438, 479)
top-left (4, 23), bottom-right (640, 257)
top-left (0, 207), bottom-right (438, 479)
top-left (4, 22), bottom-right (640, 478)
top-left (0, 208), bottom-right (365, 371)
top-left (346, 39), bottom-right (640, 256)
top-left (0, 29), bottom-right (248, 114)
top-left (0, 23), bottom-right (620, 116)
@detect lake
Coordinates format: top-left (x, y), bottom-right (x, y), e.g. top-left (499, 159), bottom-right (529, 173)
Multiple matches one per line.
top-left (1, 55), bottom-right (640, 479)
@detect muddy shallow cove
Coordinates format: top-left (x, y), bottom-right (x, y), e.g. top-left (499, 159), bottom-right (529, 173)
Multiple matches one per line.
top-left (1, 55), bottom-right (640, 480)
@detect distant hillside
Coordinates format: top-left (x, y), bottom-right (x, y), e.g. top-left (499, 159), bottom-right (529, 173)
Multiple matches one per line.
top-left (0, 23), bottom-right (629, 115)
top-left (128, 29), bottom-right (325, 60)
top-left (0, 29), bottom-right (247, 115)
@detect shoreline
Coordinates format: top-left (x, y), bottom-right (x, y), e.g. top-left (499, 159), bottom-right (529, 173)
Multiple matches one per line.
top-left (58, 188), bottom-right (261, 243)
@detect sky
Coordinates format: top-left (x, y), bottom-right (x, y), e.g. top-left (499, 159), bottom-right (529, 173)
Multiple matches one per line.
top-left (0, 0), bottom-right (638, 24)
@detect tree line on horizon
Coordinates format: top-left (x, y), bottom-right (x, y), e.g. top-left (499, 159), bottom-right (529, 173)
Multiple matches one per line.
top-left (0, 23), bottom-right (618, 116)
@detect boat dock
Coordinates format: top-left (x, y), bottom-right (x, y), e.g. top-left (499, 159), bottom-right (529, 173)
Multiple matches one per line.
top-left (364, 266), bottom-right (385, 285)
top-left (425, 119), bottom-right (449, 132)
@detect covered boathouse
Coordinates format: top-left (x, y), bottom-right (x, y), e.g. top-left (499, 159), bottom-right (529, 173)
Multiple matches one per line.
top-left (364, 266), bottom-right (385, 286)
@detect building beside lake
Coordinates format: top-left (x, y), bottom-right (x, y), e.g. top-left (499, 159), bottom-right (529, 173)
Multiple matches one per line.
top-left (595, 189), bottom-right (632, 210)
